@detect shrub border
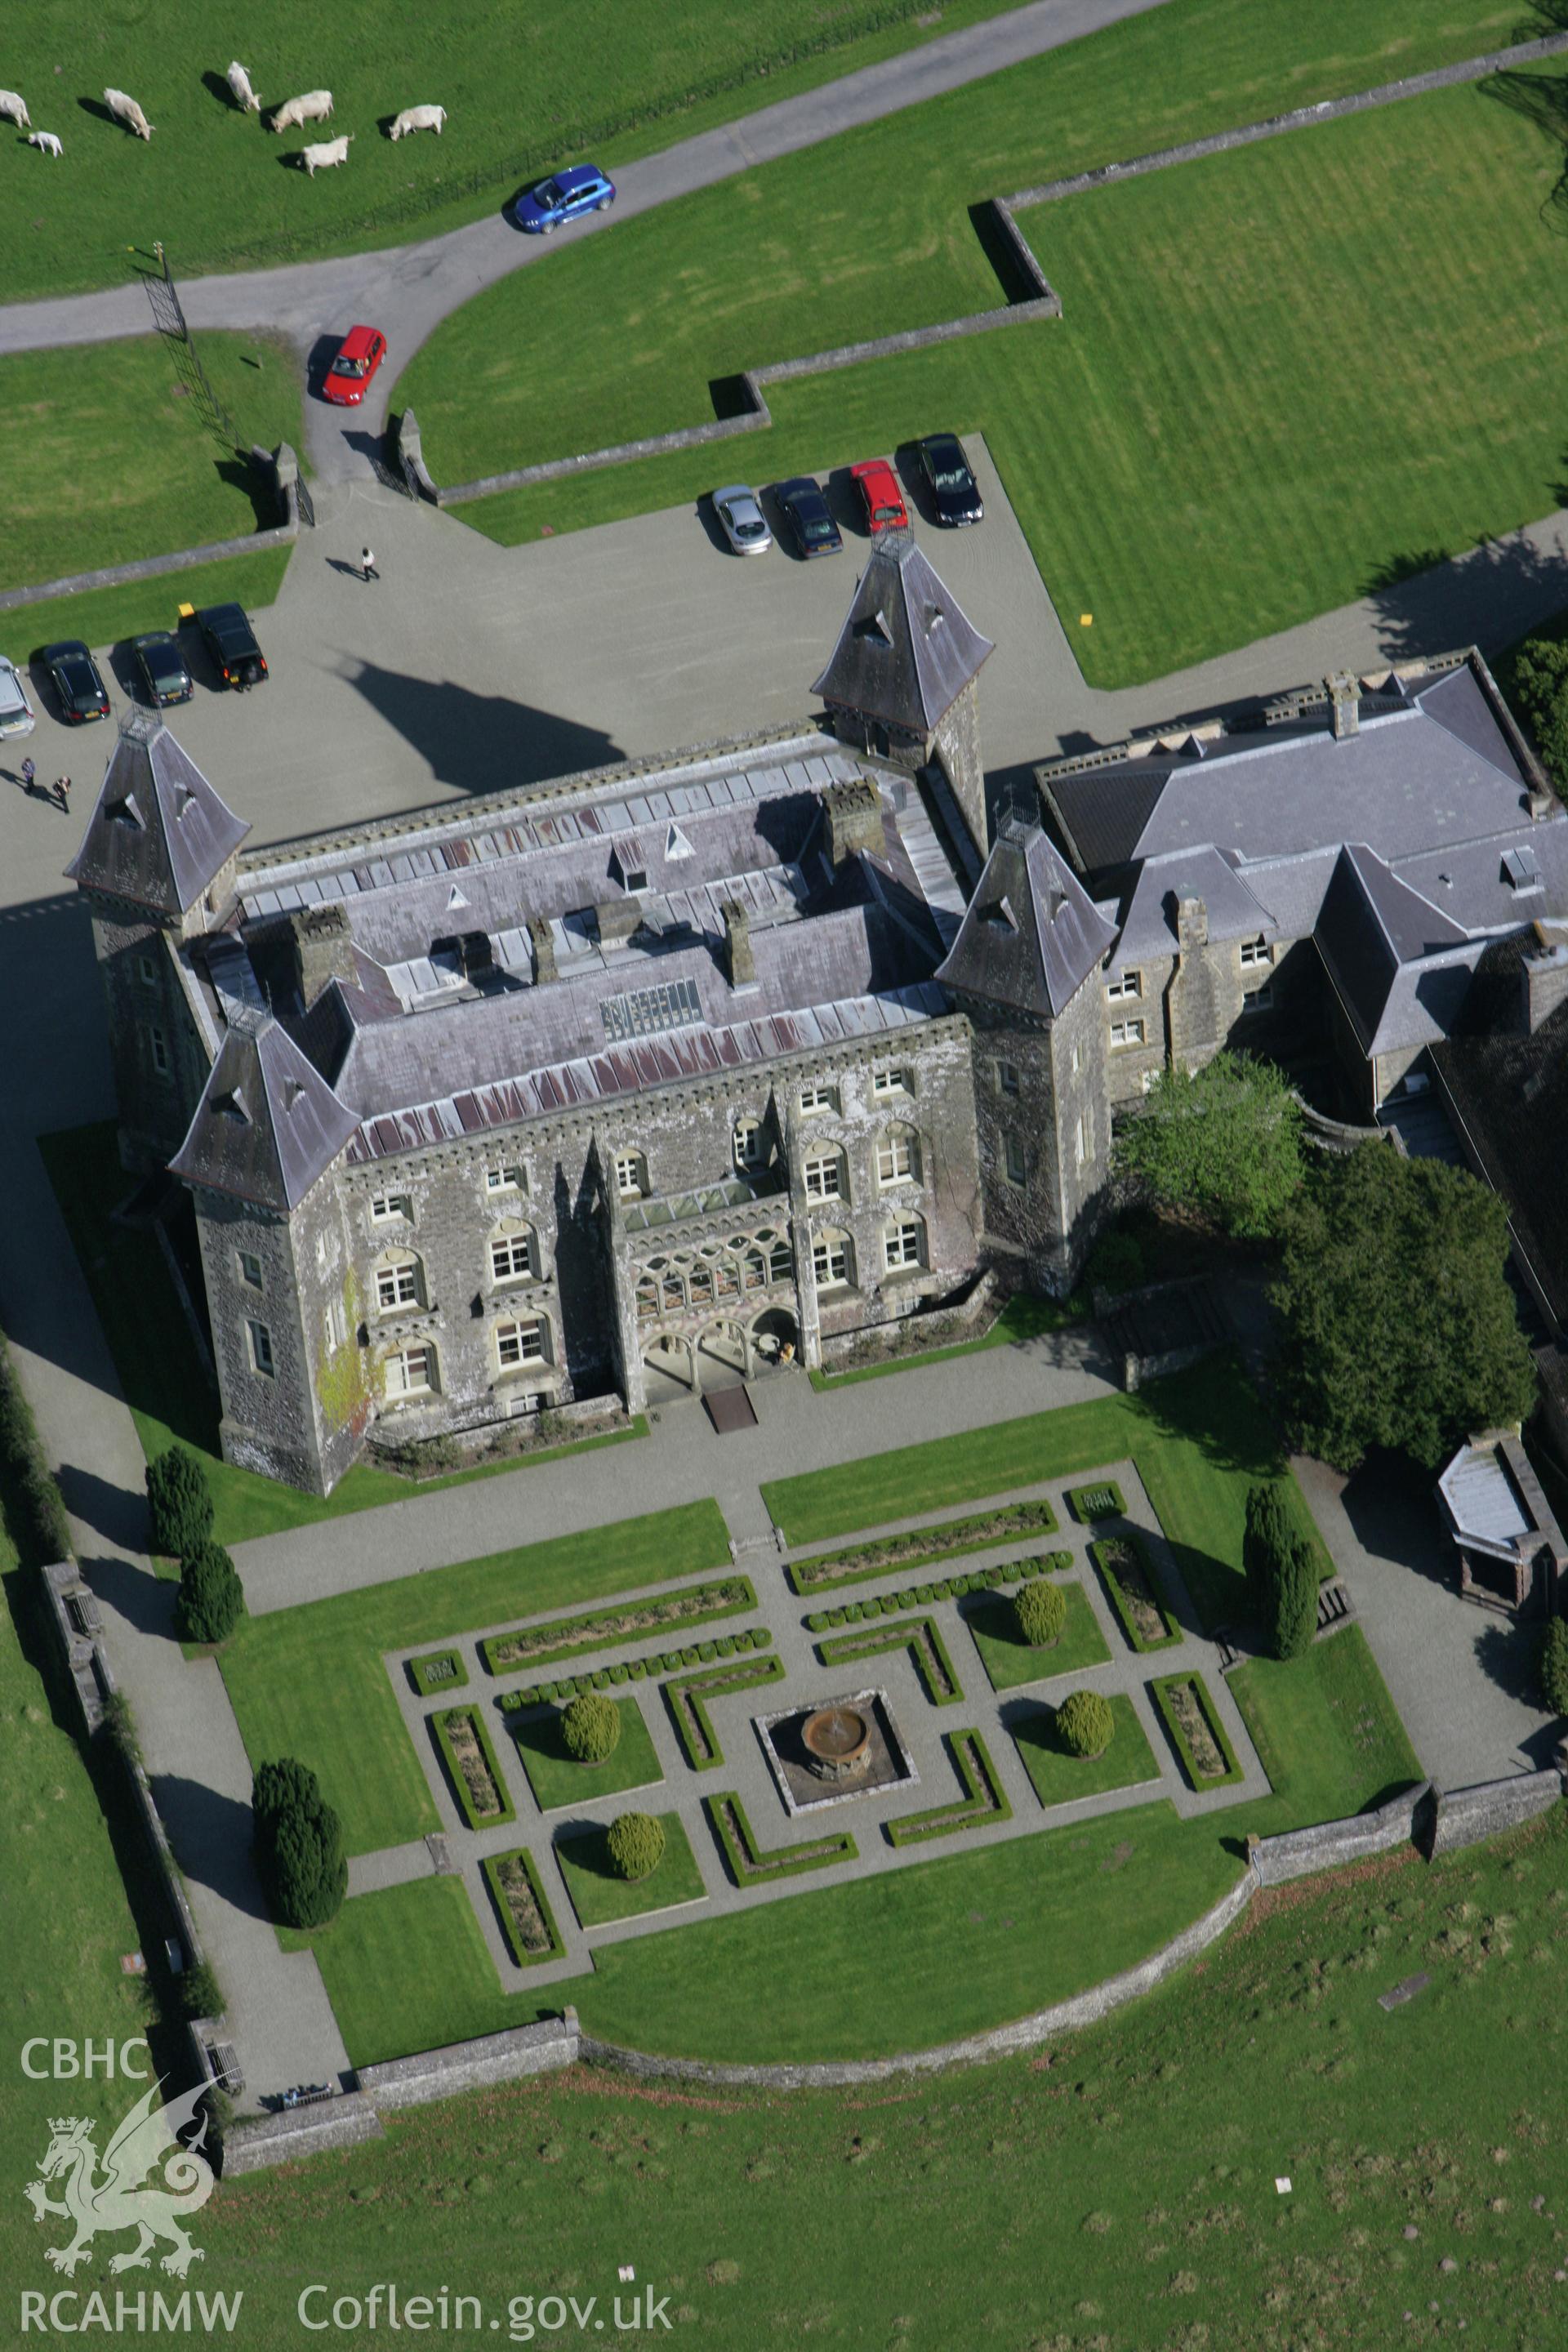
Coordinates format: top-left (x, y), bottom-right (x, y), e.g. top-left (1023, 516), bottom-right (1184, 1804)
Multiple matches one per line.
top-left (789, 1503), bottom-right (1060, 1596)
top-left (817, 1614), bottom-right (964, 1706)
top-left (884, 1729), bottom-right (1012, 1847)
top-left (433, 1703), bottom-right (516, 1831)
top-left (1150, 1670), bottom-right (1243, 1789)
top-left (1090, 1533), bottom-right (1182, 1655)
top-left (804, 1551), bottom-right (1071, 1631)
top-left (662, 1653), bottom-right (787, 1771)
top-left (408, 1647), bottom-right (469, 1698)
top-left (704, 1791), bottom-right (858, 1884)
top-left (481, 1845), bottom-right (564, 1969)
top-left (1064, 1480), bottom-right (1127, 1525)
top-left (499, 1624), bottom-right (773, 1713)
top-left (480, 1574), bottom-right (756, 1675)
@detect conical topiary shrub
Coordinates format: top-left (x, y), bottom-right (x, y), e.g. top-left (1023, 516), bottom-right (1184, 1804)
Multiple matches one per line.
top-left (1056, 1688), bottom-right (1115, 1760)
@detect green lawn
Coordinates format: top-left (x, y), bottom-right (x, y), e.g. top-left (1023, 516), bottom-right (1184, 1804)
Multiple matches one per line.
top-left (964, 1579), bottom-right (1111, 1691)
top-left (510, 1696), bottom-right (664, 1814)
top-left (807, 1290), bottom-right (1076, 1388)
top-left (0, 547), bottom-right (293, 668)
top-left (403, 1), bottom-right (1561, 686)
top-left (4, 334), bottom-right (303, 596)
top-left (1232, 1624), bottom-right (1425, 1820)
top-left (1013, 1690), bottom-right (1160, 1807)
top-left (38, 1121), bottom-right (647, 1546)
top-left (555, 1814), bottom-right (705, 1928)
top-left (219, 1499), bottom-right (728, 1855)
top-left (3, 0), bottom-right (1025, 302)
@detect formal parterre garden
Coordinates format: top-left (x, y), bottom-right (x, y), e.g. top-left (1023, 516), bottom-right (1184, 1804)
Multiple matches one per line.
top-left (255, 1352), bottom-right (1423, 2071)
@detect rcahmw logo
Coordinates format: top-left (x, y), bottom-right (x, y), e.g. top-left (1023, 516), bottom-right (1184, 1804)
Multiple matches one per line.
top-left (20, 2038), bottom-right (242, 2334)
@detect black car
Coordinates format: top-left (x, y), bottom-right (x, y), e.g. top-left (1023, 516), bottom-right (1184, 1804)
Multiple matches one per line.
top-left (915, 432), bottom-right (983, 527)
top-left (40, 639), bottom-right (111, 724)
top-left (198, 604), bottom-right (269, 691)
top-left (131, 630), bottom-right (194, 708)
top-left (773, 474), bottom-right (843, 559)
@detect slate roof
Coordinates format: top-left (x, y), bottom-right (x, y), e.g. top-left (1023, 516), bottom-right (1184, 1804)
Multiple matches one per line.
top-left (812, 532), bottom-right (992, 735)
top-left (65, 713), bottom-right (250, 918)
top-left (169, 1011), bottom-right (360, 1210)
top-left (1111, 844), bottom-right (1276, 965)
top-left (936, 817), bottom-right (1117, 1019)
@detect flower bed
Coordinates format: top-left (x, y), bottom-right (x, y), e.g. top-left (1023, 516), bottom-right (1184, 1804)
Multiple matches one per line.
top-left (433, 1704), bottom-right (515, 1830)
top-left (498, 1624), bottom-right (773, 1713)
top-left (705, 1792), bottom-right (857, 1884)
top-left (482, 1845), bottom-right (564, 1967)
top-left (1064, 1479), bottom-right (1126, 1524)
top-left (817, 1615), bottom-right (964, 1706)
top-left (1090, 1534), bottom-right (1181, 1653)
top-left (663, 1652), bottom-right (786, 1771)
top-left (408, 1647), bottom-right (468, 1697)
top-left (802, 1552), bottom-right (1073, 1628)
top-left (787, 1499), bottom-right (1058, 1595)
top-left (481, 1575), bottom-right (755, 1674)
top-left (884, 1730), bottom-right (1012, 1847)
top-left (1151, 1671), bottom-right (1243, 1788)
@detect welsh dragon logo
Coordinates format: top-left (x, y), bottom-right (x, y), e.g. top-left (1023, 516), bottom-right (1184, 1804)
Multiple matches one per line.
top-left (24, 2078), bottom-right (214, 2278)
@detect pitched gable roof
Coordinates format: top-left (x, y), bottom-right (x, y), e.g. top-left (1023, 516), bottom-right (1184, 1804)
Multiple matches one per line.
top-left (936, 817), bottom-right (1116, 1019)
top-left (65, 712), bottom-right (249, 919)
top-left (169, 1011), bottom-right (358, 1209)
top-left (813, 531), bottom-right (992, 736)
top-left (1316, 842), bottom-right (1472, 1052)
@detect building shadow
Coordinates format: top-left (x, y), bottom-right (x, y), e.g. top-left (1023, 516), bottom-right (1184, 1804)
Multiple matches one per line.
top-left (79, 1548), bottom-right (176, 1641)
top-left (1361, 528), bottom-right (1568, 665)
top-left (56, 1460), bottom-right (149, 1555)
top-left (1339, 1449), bottom-right (1451, 1584)
top-left (147, 1774), bottom-right (271, 1920)
top-left (341, 656), bottom-right (622, 795)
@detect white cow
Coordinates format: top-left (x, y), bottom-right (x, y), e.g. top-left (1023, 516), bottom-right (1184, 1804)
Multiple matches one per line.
top-left (225, 61), bottom-right (262, 114)
top-left (27, 130), bottom-right (62, 158)
top-left (270, 89), bottom-right (333, 133)
top-left (104, 88), bottom-right (154, 140)
top-left (300, 133), bottom-right (352, 177)
top-left (0, 90), bottom-right (33, 130)
top-left (387, 104), bottom-right (445, 141)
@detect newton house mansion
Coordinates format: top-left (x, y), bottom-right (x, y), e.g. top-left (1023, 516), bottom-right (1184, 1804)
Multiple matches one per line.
top-left (68, 533), bottom-right (1568, 1494)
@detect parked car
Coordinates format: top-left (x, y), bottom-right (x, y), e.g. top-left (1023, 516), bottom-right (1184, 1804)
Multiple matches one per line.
top-left (850, 457), bottom-right (909, 536)
top-left (711, 484), bottom-right (773, 557)
top-left (41, 639), bottom-right (111, 724)
top-left (915, 431), bottom-right (984, 527)
top-left (514, 163), bottom-right (616, 234)
top-left (323, 323), bottom-right (387, 407)
top-left (197, 604), bottom-right (269, 690)
top-left (130, 631), bottom-right (194, 708)
top-left (0, 654), bottom-right (35, 737)
top-left (773, 475), bottom-right (842, 559)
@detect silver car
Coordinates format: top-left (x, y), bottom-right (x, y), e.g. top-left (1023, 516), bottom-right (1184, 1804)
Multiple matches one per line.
top-left (711, 483), bottom-right (773, 557)
top-left (0, 655), bottom-right (35, 737)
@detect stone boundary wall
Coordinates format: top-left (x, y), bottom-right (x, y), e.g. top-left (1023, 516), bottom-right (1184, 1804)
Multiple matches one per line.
top-left (357, 2012), bottom-right (580, 2109)
top-left (1428, 1766), bottom-right (1563, 1856)
top-left (220, 2091), bottom-right (384, 2176)
top-left (1252, 1780), bottom-right (1433, 1886)
top-left (424, 29), bottom-right (1566, 513)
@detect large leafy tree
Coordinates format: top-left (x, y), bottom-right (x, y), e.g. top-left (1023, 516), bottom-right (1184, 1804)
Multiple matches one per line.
top-left (1507, 635), bottom-right (1568, 796)
top-left (1273, 1144), bottom-right (1535, 1473)
top-left (1116, 1052), bottom-right (1303, 1238)
top-left (252, 1758), bottom-right (346, 1930)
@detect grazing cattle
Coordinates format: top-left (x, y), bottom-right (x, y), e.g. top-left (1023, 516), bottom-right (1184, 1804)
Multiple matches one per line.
top-left (387, 104), bottom-right (446, 141)
top-left (0, 90), bottom-right (33, 130)
top-left (269, 89), bottom-right (333, 133)
top-left (104, 88), bottom-right (154, 140)
top-left (27, 130), bottom-right (63, 158)
top-left (225, 62), bottom-right (262, 114)
top-left (300, 133), bottom-right (352, 177)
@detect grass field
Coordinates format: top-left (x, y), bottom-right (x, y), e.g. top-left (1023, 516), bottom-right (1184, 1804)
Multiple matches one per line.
top-left (965, 1579), bottom-right (1111, 1691)
top-left (0, 546), bottom-right (293, 667)
top-left (555, 1814), bottom-right (705, 1928)
top-left (5, 332), bottom-right (302, 595)
top-left (38, 1121), bottom-right (647, 1545)
top-left (510, 1696), bottom-right (665, 1814)
top-left (405, 2), bottom-right (1565, 685)
top-left (219, 1500), bottom-right (728, 1855)
top-left (1013, 1689), bottom-right (1159, 1806)
top-left (2, 0), bottom-right (1022, 301)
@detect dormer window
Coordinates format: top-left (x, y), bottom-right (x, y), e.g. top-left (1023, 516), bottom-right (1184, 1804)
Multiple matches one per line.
top-left (665, 822), bottom-right (693, 862)
top-left (623, 867), bottom-right (648, 892)
top-left (982, 896), bottom-right (1018, 931)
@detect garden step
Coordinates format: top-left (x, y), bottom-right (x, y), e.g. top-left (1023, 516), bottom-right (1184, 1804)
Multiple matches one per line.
top-left (1316, 1580), bottom-right (1353, 1636)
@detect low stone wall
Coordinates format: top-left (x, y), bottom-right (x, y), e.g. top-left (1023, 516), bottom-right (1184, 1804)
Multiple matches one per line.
top-left (357, 2011), bottom-right (580, 2110)
top-left (220, 2092), bottom-right (384, 2176)
top-left (1427, 1766), bottom-right (1563, 1858)
top-left (1252, 1782), bottom-right (1433, 1886)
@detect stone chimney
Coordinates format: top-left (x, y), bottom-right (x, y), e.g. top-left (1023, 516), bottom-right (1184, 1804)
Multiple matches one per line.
top-left (595, 896), bottom-right (641, 951)
top-left (528, 914), bottom-right (557, 984)
top-left (1326, 671), bottom-right (1360, 740)
top-left (285, 903), bottom-right (357, 1009)
top-left (721, 899), bottom-right (755, 988)
top-left (822, 777), bottom-right (884, 867)
top-left (1175, 894), bottom-right (1209, 952)
top-left (1521, 931), bottom-right (1568, 1034)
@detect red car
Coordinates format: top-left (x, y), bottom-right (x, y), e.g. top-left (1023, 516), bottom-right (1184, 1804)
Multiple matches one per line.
top-left (323, 324), bottom-right (387, 406)
top-left (850, 457), bottom-right (909, 535)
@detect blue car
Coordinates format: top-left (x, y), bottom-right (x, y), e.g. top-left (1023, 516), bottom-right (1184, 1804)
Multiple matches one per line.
top-left (514, 163), bottom-right (616, 234)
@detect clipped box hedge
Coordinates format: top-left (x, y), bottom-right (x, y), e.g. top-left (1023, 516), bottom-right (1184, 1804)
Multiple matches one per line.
top-left (662, 1652), bottom-right (787, 1771)
top-left (1090, 1533), bottom-right (1182, 1654)
top-left (817, 1613), bottom-right (964, 1706)
top-left (482, 1844), bottom-right (564, 1968)
top-left (408, 1647), bottom-right (468, 1697)
top-left (433, 1703), bottom-right (516, 1831)
top-left (481, 1573), bottom-right (756, 1675)
top-left (1151, 1670), bottom-right (1244, 1788)
top-left (1064, 1480), bottom-right (1127, 1524)
top-left (788, 1498), bottom-right (1059, 1595)
top-left (884, 1730), bottom-right (1012, 1847)
top-left (705, 1791), bottom-right (857, 1884)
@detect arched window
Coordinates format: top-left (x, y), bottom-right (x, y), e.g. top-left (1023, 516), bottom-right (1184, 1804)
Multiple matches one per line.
top-left (614, 1148), bottom-right (648, 1200)
top-left (733, 1116), bottom-right (766, 1174)
top-left (383, 1341), bottom-right (436, 1400)
top-left (876, 1125), bottom-right (920, 1188)
top-left (635, 1275), bottom-right (659, 1321)
top-left (488, 1220), bottom-right (537, 1285)
top-left (496, 1316), bottom-right (550, 1372)
top-left (662, 1272), bottom-right (686, 1312)
top-left (883, 1214), bottom-right (924, 1273)
top-left (813, 1227), bottom-right (853, 1291)
top-left (688, 1264), bottom-right (715, 1307)
top-left (741, 1249), bottom-right (768, 1293)
top-left (374, 1249), bottom-right (424, 1313)
top-left (768, 1238), bottom-right (793, 1283)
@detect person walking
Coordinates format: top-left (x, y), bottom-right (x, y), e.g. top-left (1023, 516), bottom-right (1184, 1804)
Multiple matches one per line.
top-left (55, 774), bottom-right (71, 813)
top-left (20, 755), bottom-right (35, 795)
top-left (360, 546), bottom-right (378, 582)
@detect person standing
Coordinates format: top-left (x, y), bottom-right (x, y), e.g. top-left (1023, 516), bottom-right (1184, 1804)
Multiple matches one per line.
top-left (55, 774), bottom-right (71, 813)
top-left (360, 546), bottom-right (378, 582)
top-left (20, 755), bottom-right (35, 795)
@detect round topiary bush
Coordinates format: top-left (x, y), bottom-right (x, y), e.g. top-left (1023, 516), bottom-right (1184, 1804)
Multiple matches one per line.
top-left (1056, 1689), bottom-right (1116, 1760)
top-left (606, 1811), bottom-right (666, 1882)
top-left (1014, 1579), bottom-right (1067, 1650)
top-left (560, 1690), bottom-right (621, 1764)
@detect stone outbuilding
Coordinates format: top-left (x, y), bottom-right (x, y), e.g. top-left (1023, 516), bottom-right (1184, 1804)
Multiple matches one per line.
top-left (1436, 1429), bottom-right (1567, 1615)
